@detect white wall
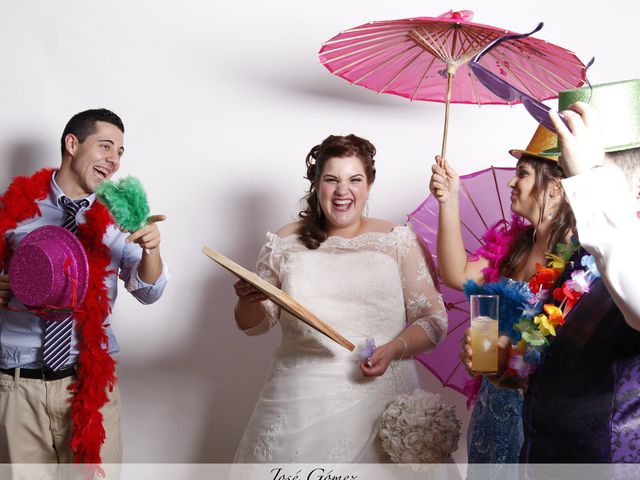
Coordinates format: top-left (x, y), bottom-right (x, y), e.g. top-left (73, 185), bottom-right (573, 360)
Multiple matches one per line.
top-left (1, 0), bottom-right (638, 463)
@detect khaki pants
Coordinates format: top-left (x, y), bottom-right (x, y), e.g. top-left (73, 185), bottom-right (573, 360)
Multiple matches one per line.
top-left (0, 369), bottom-right (122, 464)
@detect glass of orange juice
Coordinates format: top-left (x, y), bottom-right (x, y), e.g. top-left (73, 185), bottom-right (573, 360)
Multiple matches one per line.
top-left (470, 294), bottom-right (499, 374)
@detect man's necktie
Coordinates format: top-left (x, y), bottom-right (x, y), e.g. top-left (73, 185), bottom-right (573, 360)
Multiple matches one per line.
top-left (42, 196), bottom-right (89, 371)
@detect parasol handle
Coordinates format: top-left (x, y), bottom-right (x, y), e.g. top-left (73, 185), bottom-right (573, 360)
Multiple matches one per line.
top-left (439, 69), bottom-right (455, 166)
top-left (435, 69), bottom-right (455, 198)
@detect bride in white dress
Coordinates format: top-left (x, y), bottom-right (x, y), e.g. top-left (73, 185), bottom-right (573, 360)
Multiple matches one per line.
top-left (233, 134), bottom-right (448, 463)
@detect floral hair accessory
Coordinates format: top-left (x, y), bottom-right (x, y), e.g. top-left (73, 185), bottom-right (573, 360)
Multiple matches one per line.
top-left (379, 389), bottom-right (461, 463)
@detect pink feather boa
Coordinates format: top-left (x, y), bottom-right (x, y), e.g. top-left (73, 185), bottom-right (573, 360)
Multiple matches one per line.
top-left (474, 215), bottom-right (529, 283)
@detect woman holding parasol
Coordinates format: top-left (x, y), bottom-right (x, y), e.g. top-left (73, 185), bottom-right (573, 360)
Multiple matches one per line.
top-left (429, 124), bottom-right (577, 466)
top-left (232, 134), bottom-right (447, 462)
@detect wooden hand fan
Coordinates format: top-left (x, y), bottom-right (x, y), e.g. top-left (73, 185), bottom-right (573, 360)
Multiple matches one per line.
top-left (202, 246), bottom-right (355, 351)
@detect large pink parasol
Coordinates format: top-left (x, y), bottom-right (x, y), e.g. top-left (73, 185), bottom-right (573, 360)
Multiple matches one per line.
top-left (408, 166), bottom-right (517, 395)
top-left (318, 10), bottom-right (586, 159)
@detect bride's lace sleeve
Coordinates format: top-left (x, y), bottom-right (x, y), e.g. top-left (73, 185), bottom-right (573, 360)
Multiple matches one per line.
top-left (241, 233), bottom-right (282, 336)
top-left (397, 227), bottom-right (448, 346)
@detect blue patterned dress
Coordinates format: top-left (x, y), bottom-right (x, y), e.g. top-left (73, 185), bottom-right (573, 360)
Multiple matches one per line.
top-left (464, 278), bottom-right (528, 472)
top-left (467, 378), bottom-right (523, 463)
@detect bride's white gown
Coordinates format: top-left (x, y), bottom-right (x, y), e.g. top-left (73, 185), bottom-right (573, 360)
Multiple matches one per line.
top-left (234, 226), bottom-right (447, 463)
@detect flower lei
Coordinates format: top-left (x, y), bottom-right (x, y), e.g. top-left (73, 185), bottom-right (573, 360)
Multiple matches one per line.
top-left (0, 168), bottom-right (115, 466)
top-left (507, 238), bottom-right (601, 377)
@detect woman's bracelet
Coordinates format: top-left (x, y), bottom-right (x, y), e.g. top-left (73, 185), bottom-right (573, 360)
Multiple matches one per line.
top-left (395, 337), bottom-right (408, 360)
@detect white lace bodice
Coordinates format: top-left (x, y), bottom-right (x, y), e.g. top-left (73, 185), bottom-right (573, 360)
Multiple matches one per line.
top-left (244, 226), bottom-right (447, 349)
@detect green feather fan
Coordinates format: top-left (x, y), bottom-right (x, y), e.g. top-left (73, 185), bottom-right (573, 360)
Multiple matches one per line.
top-left (95, 176), bottom-right (150, 232)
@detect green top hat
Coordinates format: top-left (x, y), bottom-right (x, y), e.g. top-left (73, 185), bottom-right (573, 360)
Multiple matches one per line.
top-left (541, 79), bottom-right (640, 156)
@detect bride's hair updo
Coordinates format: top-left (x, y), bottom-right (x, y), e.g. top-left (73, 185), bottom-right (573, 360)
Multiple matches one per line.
top-left (298, 134), bottom-right (376, 250)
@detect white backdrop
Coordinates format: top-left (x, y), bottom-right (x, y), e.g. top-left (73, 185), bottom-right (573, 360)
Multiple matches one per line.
top-left (1, 0), bottom-right (638, 464)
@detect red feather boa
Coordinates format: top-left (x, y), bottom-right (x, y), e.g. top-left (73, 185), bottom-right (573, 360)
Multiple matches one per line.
top-left (0, 168), bottom-right (115, 465)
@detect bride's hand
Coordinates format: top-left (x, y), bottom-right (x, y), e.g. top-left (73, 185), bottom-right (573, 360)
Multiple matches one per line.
top-left (234, 280), bottom-right (268, 303)
top-left (359, 341), bottom-right (401, 377)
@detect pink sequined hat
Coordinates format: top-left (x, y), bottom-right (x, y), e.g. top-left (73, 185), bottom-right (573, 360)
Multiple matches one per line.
top-left (9, 225), bottom-right (89, 321)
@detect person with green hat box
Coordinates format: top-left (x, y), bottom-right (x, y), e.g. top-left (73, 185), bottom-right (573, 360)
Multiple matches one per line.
top-left (548, 81), bottom-right (640, 329)
top-left (519, 79), bottom-right (640, 462)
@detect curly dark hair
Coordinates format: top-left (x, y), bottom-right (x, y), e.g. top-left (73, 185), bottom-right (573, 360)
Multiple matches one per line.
top-left (500, 156), bottom-right (576, 278)
top-left (298, 134), bottom-right (376, 249)
top-left (60, 108), bottom-right (124, 156)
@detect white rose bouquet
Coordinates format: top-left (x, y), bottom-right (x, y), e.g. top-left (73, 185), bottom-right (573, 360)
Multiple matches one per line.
top-left (379, 389), bottom-right (461, 463)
